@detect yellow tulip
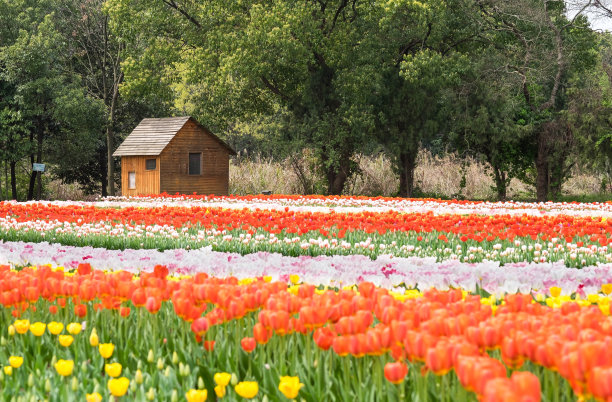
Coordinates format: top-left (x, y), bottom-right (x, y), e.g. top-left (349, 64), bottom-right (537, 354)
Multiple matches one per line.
top-left (278, 376), bottom-right (304, 399)
top-left (289, 274), bottom-right (300, 284)
top-left (14, 320), bottom-right (30, 334)
top-left (602, 283), bottom-right (612, 295)
top-left (185, 389), bottom-right (208, 402)
top-left (105, 362), bottom-right (122, 378)
top-left (234, 381), bottom-right (259, 399)
top-left (99, 343), bottom-right (114, 359)
top-left (549, 286), bottom-right (562, 298)
top-left (3, 366), bottom-right (12, 376)
top-left (107, 377), bottom-right (130, 397)
top-left (8, 356), bottom-right (23, 369)
top-left (214, 385), bottom-right (226, 398)
top-left (85, 392), bottom-right (102, 402)
top-left (8, 325), bottom-right (15, 336)
top-left (66, 322), bottom-right (82, 335)
top-left (29, 322), bottom-right (46, 337)
top-left (54, 359), bottom-right (74, 377)
top-left (214, 372), bottom-right (232, 387)
top-left (59, 335), bottom-right (74, 347)
top-left (89, 330), bottom-right (99, 347)
top-left (48, 321), bottom-right (64, 335)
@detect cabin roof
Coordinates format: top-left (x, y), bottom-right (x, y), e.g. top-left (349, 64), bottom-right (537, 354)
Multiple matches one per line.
top-left (112, 116), bottom-right (236, 157)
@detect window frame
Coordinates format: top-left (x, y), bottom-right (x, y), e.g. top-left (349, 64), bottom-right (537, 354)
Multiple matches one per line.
top-left (188, 152), bottom-right (202, 176)
top-left (145, 158), bottom-right (157, 171)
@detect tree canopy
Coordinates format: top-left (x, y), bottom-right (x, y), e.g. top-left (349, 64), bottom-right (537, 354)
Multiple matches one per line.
top-left (0, 0), bottom-right (611, 200)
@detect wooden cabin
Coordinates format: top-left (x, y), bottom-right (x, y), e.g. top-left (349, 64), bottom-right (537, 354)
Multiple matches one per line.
top-left (113, 116), bottom-right (236, 196)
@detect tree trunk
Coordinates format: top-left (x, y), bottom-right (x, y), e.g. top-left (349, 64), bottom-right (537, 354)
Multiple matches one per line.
top-left (4, 161), bottom-right (8, 200)
top-left (35, 125), bottom-right (43, 200)
top-left (10, 161), bottom-right (17, 200)
top-left (101, 148), bottom-right (108, 197)
top-left (27, 132), bottom-right (36, 201)
top-left (535, 131), bottom-right (549, 202)
top-left (325, 152), bottom-right (352, 196)
top-left (398, 151), bottom-right (417, 198)
top-left (106, 123), bottom-right (115, 196)
top-left (493, 167), bottom-right (507, 201)
top-left (326, 163), bottom-right (349, 195)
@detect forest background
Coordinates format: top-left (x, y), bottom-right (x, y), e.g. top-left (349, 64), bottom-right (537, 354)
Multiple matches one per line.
top-left (2, 0), bottom-right (612, 202)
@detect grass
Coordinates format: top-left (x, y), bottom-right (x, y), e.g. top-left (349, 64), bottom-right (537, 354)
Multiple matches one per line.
top-left (229, 150), bottom-right (610, 201)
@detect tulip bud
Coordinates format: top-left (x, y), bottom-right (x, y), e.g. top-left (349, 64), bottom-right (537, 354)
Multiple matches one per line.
top-left (81, 361), bottom-right (88, 372)
top-left (147, 350), bottom-right (155, 363)
top-left (146, 388), bottom-right (156, 401)
top-left (108, 397), bottom-right (115, 402)
top-left (135, 369), bottom-right (144, 384)
top-left (45, 379), bottom-right (52, 393)
top-left (164, 366), bottom-right (171, 377)
top-left (262, 396), bottom-right (269, 402)
top-left (50, 356), bottom-right (57, 367)
top-left (0, 337), bottom-right (5, 346)
top-left (130, 381), bottom-right (136, 392)
top-left (230, 373), bottom-right (238, 386)
top-left (156, 358), bottom-right (164, 370)
top-left (28, 373), bottom-right (34, 387)
top-left (198, 377), bottom-right (205, 389)
top-left (171, 389), bottom-right (178, 402)
top-left (183, 364), bottom-right (190, 377)
top-left (313, 359), bottom-right (318, 368)
top-left (71, 377), bottom-right (78, 391)
top-left (178, 362), bottom-right (184, 376)
top-left (89, 330), bottom-right (99, 347)
top-left (8, 325), bottom-right (15, 336)
top-left (172, 351), bottom-right (179, 364)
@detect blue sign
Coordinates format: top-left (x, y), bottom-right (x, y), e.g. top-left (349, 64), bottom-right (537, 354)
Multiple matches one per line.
top-left (32, 163), bottom-right (45, 172)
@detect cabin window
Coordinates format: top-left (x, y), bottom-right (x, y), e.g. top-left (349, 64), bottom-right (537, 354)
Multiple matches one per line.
top-left (145, 159), bottom-right (156, 170)
top-left (128, 172), bottom-right (136, 189)
top-left (189, 153), bottom-right (201, 175)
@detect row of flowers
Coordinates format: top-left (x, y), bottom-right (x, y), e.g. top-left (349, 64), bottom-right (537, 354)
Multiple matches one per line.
top-left (12, 194), bottom-right (612, 217)
top-left (1, 201), bottom-right (611, 266)
top-left (2, 262), bottom-right (612, 400)
top-left (3, 241), bottom-right (612, 296)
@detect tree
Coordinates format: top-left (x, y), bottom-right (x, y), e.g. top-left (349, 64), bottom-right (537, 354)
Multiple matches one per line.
top-left (54, 0), bottom-right (126, 196)
top-left (476, 0), bottom-right (597, 201)
top-left (363, 0), bottom-right (479, 197)
top-left (444, 44), bottom-right (534, 201)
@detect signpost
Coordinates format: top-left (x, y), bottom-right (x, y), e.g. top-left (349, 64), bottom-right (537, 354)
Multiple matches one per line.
top-left (32, 163), bottom-right (45, 199)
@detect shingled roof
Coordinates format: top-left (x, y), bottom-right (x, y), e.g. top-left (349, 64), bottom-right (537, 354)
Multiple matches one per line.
top-left (112, 116), bottom-right (236, 157)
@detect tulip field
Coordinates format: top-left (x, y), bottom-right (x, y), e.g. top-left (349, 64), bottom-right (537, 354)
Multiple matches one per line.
top-left (1, 195), bottom-right (612, 401)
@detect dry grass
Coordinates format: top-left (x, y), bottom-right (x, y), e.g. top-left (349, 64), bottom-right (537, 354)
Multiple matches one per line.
top-left (230, 150), bottom-right (606, 200)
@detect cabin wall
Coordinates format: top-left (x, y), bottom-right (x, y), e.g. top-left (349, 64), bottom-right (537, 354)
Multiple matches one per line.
top-left (120, 156), bottom-right (160, 196)
top-left (159, 120), bottom-right (230, 195)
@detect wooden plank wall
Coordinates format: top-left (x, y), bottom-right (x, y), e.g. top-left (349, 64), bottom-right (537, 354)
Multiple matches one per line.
top-left (159, 120), bottom-right (230, 195)
top-left (119, 156), bottom-right (160, 196)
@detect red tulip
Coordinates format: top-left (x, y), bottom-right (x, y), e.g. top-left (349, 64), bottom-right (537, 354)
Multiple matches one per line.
top-left (74, 304), bottom-right (87, 317)
top-left (191, 317), bottom-right (210, 336)
top-left (384, 362), bottom-right (408, 384)
top-left (241, 337), bottom-right (256, 353)
top-left (145, 296), bottom-right (161, 314)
